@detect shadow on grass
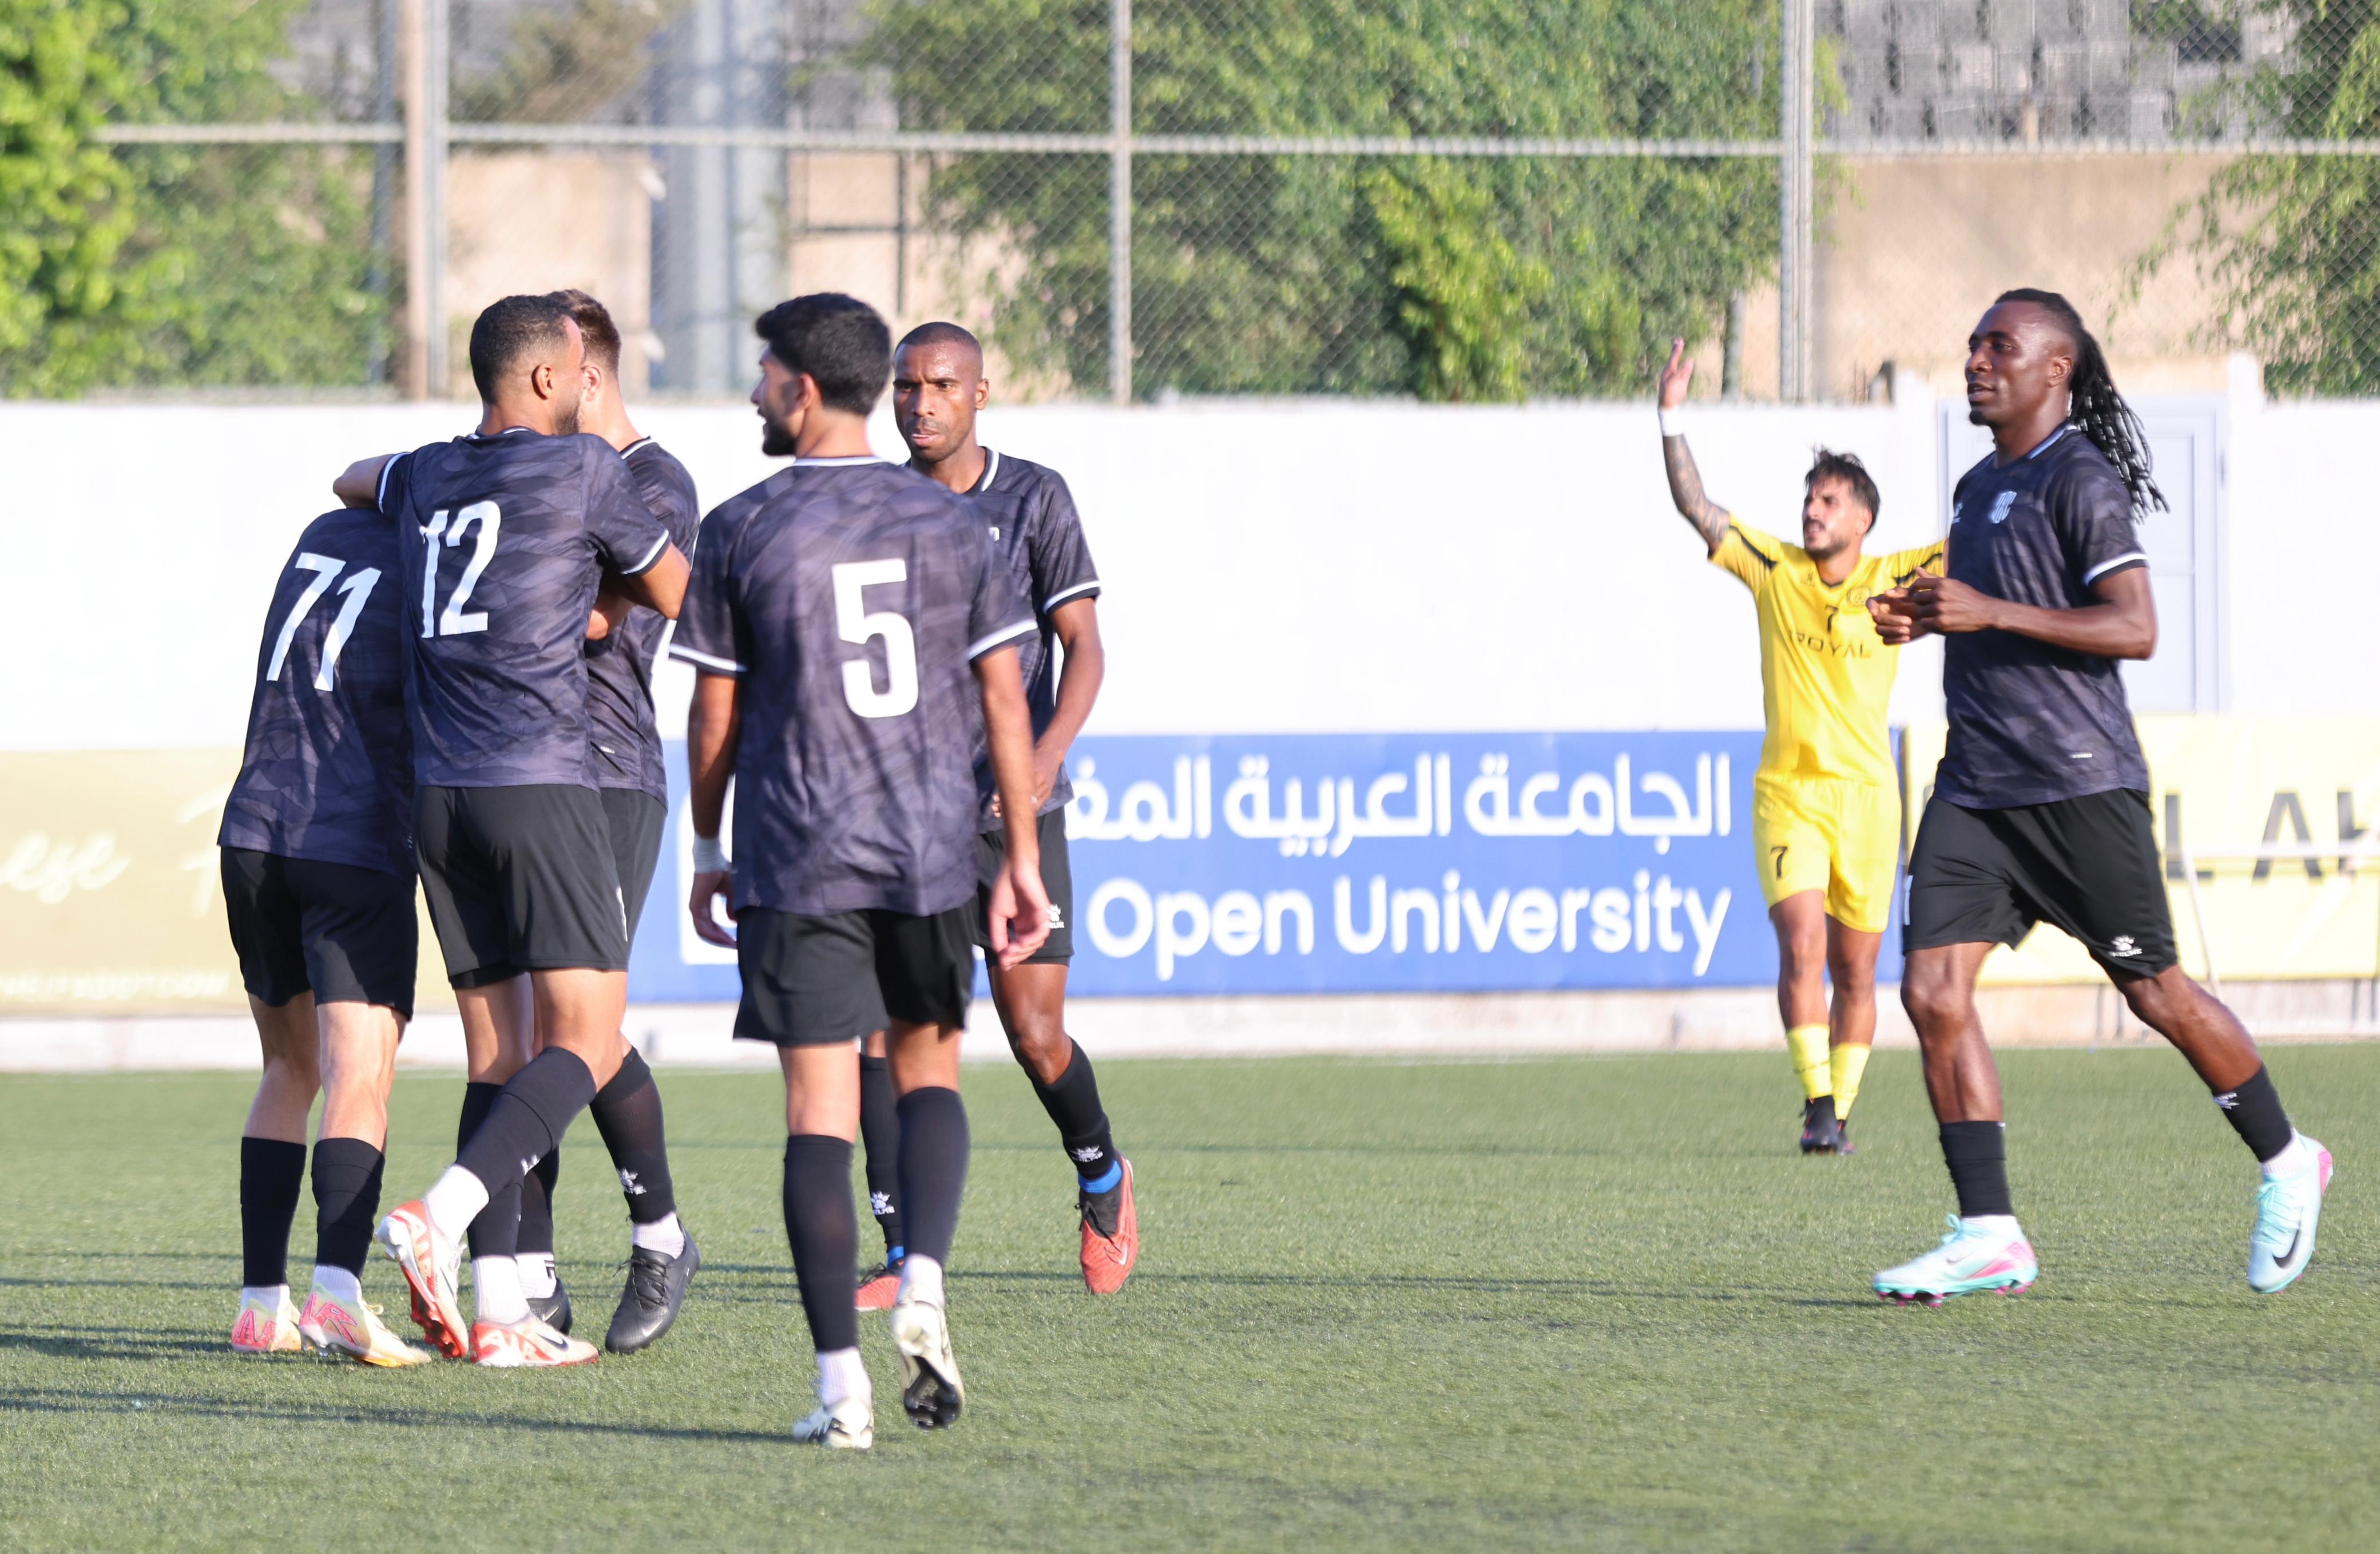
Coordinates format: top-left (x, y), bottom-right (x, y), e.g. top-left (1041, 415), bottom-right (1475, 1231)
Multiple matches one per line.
top-left (0, 1386), bottom-right (789, 1445)
top-left (0, 1326), bottom-right (226, 1360)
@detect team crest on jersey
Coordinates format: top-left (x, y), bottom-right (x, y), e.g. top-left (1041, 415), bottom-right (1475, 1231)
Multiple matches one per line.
top-left (1988, 491), bottom-right (2017, 525)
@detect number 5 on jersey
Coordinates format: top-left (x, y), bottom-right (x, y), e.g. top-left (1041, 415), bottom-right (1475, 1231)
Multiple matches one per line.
top-left (265, 553), bottom-right (382, 691)
top-left (420, 500), bottom-right (501, 637)
top-left (834, 558), bottom-right (919, 718)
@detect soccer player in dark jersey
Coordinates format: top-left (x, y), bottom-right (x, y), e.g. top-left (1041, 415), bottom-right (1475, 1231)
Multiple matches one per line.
top-left (866, 320), bottom-right (1137, 1298)
top-left (219, 501), bottom-right (432, 1367)
top-left (1865, 289), bottom-right (2330, 1303)
top-left (366, 294), bottom-right (692, 1367)
top-left (491, 288), bottom-right (703, 1353)
top-left (676, 294), bottom-right (1050, 1448)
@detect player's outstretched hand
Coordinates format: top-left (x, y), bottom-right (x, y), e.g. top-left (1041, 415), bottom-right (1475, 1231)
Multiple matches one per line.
top-left (1903, 565), bottom-right (2000, 635)
top-left (688, 867), bottom-right (737, 948)
top-left (1659, 338), bottom-right (1693, 412)
top-left (986, 855), bottom-right (1052, 969)
top-left (1866, 585), bottom-right (1920, 644)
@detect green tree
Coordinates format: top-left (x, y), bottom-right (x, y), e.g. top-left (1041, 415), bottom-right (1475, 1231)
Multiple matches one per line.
top-left (1, 1), bottom-right (382, 395)
top-left (868, 0), bottom-right (1779, 400)
top-left (2160, 2), bottom-right (2380, 393)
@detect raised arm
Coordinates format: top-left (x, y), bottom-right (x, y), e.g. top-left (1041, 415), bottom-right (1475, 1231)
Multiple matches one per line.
top-left (608, 542), bottom-right (691, 620)
top-left (1657, 339), bottom-right (1730, 556)
top-left (333, 454), bottom-right (395, 511)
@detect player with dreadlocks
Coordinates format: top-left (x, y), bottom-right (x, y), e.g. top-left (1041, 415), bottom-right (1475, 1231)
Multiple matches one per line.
top-left (1864, 289), bottom-right (2332, 1303)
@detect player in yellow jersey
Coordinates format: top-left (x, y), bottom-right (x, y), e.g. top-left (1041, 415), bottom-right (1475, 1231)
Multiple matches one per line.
top-left (1656, 340), bottom-right (1943, 1154)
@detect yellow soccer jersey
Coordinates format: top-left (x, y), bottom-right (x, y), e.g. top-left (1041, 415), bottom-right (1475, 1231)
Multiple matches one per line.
top-left (1711, 521), bottom-right (1944, 786)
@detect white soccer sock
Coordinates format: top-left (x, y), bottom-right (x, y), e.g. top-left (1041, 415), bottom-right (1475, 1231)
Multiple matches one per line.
top-left (241, 1284), bottom-right (290, 1309)
top-left (311, 1265), bottom-right (363, 1306)
top-left (516, 1252), bottom-right (557, 1299)
top-left (631, 1212), bottom-right (687, 1259)
top-left (2261, 1131), bottom-right (2314, 1180)
top-left (816, 1347), bottom-right (870, 1407)
top-left (1959, 1214), bottom-right (2022, 1239)
top-left (473, 1256), bottom-right (528, 1325)
top-left (897, 1253), bottom-right (945, 1309)
top-left (422, 1165), bottom-right (491, 1243)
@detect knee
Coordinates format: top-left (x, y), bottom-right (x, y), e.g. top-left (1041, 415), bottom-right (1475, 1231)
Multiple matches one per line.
top-left (1901, 971), bottom-right (1964, 1034)
top-left (1828, 952), bottom-right (1877, 998)
top-left (1003, 1009), bottom-right (1070, 1075)
top-left (1777, 933), bottom-right (1826, 984)
top-left (2117, 967), bottom-right (2194, 1030)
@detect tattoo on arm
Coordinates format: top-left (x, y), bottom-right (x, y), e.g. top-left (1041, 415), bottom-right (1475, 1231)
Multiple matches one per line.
top-left (1662, 434), bottom-right (1731, 552)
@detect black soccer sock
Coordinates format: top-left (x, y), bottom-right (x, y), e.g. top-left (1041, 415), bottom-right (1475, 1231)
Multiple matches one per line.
top-left (857, 1054), bottom-right (904, 1257)
top-left (589, 1048), bottom-right (677, 1224)
top-left (895, 1086), bottom-right (970, 1267)
top-left (455, 1049), bottom-right (597, 1204)
top-left (310, 1136), bottom-right (384, 1278)
top-left (782, 1135), bottom-right (859, 1353)
top-left (1939, 1121), bottom-right (2014, 1219)
top-left (239, 1136), bottom-right (308, 1289)
top-left (456, 1080), bottom-right (509, 1260)
top-left (2214, 1066), bottom-right (2296, 1163)
top-left (516, 1146), bottom-right (560, 1258)
top-left (1032, 1040), bottom-right (1121, 1193)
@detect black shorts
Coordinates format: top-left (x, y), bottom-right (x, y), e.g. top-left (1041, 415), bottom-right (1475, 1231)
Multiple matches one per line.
top-left (414, 784), bottom-right (629, 989)
top-left (733, 906), bottom-right (974, 1048)
top-left (1905, 787), bottom-right (2178, 977)
top-left (600, 787), bottom-right (668, 942)
top-left (220, 848), bottom-right (416, 1018)
top-left (968, 807), bottom-right (1073, 965)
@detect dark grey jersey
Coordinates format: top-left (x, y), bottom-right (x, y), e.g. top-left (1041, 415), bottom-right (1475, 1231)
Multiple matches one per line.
top-left (382, 429), bottom-right (672, 791)
top-left (670, 456), bottom-right (1035, 917)
top-left (219, 508), bottom-right (415, 876)
top-left (585, 439), bottom-right (701, 802)
top-left (943, 449), bottom-right (1101, 830)
top-left (1937, 425), bottom-right (2152, 808)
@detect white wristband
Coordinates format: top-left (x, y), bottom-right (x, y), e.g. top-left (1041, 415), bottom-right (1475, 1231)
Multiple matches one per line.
top-left (1659, 406), bottom-right (1687, 439)
top-left (691, 834), bottom-right (728, 873)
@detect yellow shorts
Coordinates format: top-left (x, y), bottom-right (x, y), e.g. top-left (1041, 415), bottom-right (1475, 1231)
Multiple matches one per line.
top-left (1750, 776), bottom-right (1901, 933)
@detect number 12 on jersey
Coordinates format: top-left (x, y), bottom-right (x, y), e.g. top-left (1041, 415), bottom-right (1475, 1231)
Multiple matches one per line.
top-left (833, 559), bottom-right (919, 718)
top-left (419, 500), bottom-right (501, 638)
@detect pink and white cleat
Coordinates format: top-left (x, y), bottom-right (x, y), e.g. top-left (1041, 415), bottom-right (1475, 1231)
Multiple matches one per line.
top-left (1873, 1214), bottom-right (2037, 1306)
top-left (231, 1289), bottom-right (303, 1355)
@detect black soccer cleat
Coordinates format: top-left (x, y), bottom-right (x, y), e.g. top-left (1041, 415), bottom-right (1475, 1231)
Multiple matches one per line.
top-left (526, 1278), bottom-right (573, 1335)
top-left (605, 1231), bottom-right (699, 1354)
top-left (1799, 1095), bottom-right (1842, 1155)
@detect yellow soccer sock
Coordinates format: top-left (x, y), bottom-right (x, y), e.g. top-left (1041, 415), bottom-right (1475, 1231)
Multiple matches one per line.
top-left (1830, 1041), bottom-right (1872, 1120)
top-left (1786, 1025), bottom-right (1832, 1103)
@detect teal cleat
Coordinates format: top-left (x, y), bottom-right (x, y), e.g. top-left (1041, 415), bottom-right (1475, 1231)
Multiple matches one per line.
top-left (2248, 1137), bottom-right (2333, 1295)
top-left (1873, 1214), bottom-right (2037, 1306)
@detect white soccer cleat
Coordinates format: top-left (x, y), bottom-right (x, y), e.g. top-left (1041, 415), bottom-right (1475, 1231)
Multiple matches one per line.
top-left (470, 1315), bottom-right (599, 1367)
top-left (299, 1287), bottom-right (434, 1367)
top-left (889, 1293), bottom-right (965, 1430)
top-left (792, 1393), bottom-right (874, 1449)
top-left (2248, 1136), bottom-right (2333, 1295)
top-left (374, 1199), bottom-right (471, 1359)
top-left (231, 1290), bottom-right (303, 1355)
top-left (1873, 1214), bottom-right (2037, 1306)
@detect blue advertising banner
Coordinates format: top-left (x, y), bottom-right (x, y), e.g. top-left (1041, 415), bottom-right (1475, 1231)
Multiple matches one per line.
top-left (628, 733), bottom-right (1899, 1002)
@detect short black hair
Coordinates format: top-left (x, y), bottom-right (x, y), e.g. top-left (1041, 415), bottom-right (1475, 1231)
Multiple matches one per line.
top-left (1804, 447), bottom-right (1880, 524)
top-left (469, 293), bottom-right (577, 401)
top-left (895, 320), bottom-right (983, 363)
top-left (547, 288), bottom-right (621, 372)
top-left (754, 294), bottom-right (891, 415)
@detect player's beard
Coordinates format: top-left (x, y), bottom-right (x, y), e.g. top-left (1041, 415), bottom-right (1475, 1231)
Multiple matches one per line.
top-left (759, 414), bottom-right (797, 457)
top-left (552, 398), bottom-right (581, 438)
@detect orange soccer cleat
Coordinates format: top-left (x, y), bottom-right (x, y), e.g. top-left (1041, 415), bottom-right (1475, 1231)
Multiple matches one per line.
top-left (231, 1290), bottom-right (303, 1355)
top-left (854, 1259), bottom-right (901, 1311)
top-left (374, 1200), bottom-right (471, 1359)
top-left (1079, 1159), bottom-right (1138, 1295)
top-left (470, 1315), bottom-right (599, 1368)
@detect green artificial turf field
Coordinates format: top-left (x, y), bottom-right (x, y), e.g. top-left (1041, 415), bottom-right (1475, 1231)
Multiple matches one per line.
top-left (2, 1045), bottom-right (2375, 1551)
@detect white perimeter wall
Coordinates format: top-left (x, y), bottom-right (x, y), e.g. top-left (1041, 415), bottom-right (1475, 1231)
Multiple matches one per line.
top-left (3, 379), bottom-right (2374, 751)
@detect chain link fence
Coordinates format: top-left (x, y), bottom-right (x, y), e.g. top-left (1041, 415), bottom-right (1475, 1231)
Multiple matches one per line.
top-left (15, 2), bottom-right (2380, 402)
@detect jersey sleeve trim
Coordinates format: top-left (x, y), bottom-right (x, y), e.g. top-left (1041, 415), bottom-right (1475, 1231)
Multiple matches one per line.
top-left (1042, 579), bottom-right (1102, 611)
top-left (2080, 551), bottom-right (2148, 585)
top-left (668, 643), bottom-right (745, 675)
top-left (1724, 524), bottom-right (1778, 569)
top-left (375, 453), bottom-right (406, 511)
top-left (620, 530), bottom-right (671, 577)
top-left (967, 618), bottom-right (1037, 660)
